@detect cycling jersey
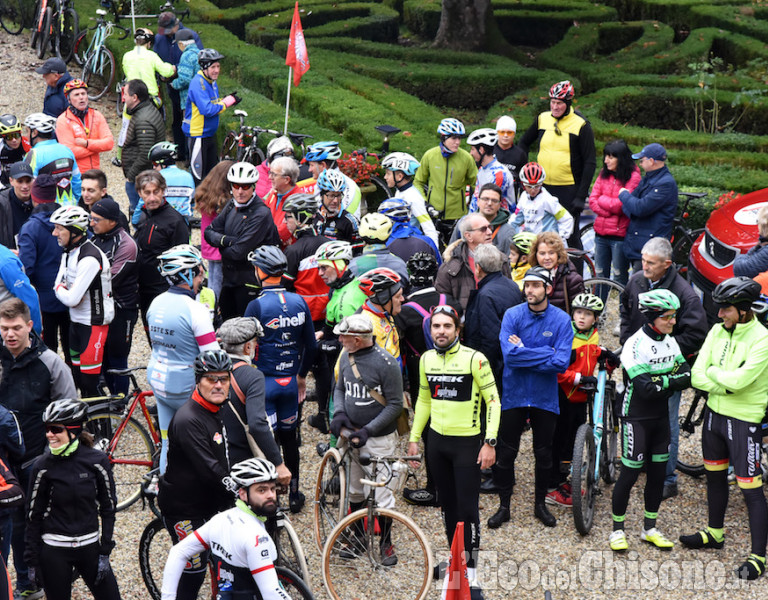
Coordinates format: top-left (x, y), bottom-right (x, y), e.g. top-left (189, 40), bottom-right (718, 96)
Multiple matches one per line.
top-left (264, 187), bottom-right (300, 248)
top-left (312, 209), bottom-right (360, 247)
top-left (691, 317), bottom-right (768, 424)
top-left (161, 501), bottom-right (288, 600)
top-left (358, 301), bottom-right (401, 365)
top-left (468, 157), bottom-right (515, 212)
top-left (122, 46), bottom-right (175, 98)
top-left (183, 71), bottom-right (226, 139)
top-left (410, 342), bottom-right (500, 441)
top-left (54, 238), bottom-right (114, 327)
top-left (621, 324), bottom-right (690, 420)
top-left (25, 139), bottom-right (82, 205)
top-left (510, 187), bottom-right (573, 240)
top-left (147, 287), bottom-right (219, 398)
top-left (131, 166), bottom-right (195, 224)
top-left (394, 183), bottom-right (439, 247)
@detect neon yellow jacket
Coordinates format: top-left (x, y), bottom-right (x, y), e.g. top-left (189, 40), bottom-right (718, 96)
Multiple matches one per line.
top-left (122, 46), bottom-right (175, 97)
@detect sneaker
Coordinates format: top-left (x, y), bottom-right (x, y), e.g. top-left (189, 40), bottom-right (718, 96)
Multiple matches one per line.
top-left (662, 482), bottom-right (678, 500)
top-left (111, 157), bottom-right (122, 167)
top-left (289, 490), bottom-right (305, 513)
top-left (736, 554), bottom-right (766, 580)
top-left (18, 590), bottom-right (45, 600)
top-left (545, 486), bottom-right (572, 507)
top-left (534, 502), bottom-right (557, 527)
top-left (641, 527), bottom-right (674, 550)
top-left (380, 543), bottom-right (398, 566)
top-left (609, 530), bottom-right (628, 552)
top-left (679, 529), bottom-right (724, 549)
top-left (402, 488), bottom-right (438, 507)
top-left (469, 579), bottom-right (485, 600)
top-left (308, 413), bottom-right (329, 434)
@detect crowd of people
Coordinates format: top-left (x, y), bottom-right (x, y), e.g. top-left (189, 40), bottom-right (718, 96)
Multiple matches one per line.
top-left (0, 17), bottom-right (767, 599)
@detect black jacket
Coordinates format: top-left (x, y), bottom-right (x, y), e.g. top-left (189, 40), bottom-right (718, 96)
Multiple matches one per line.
top-left (134, 201), bottom-right (190, 297)
top-left (122, 99), bottom-right (165, 182)
top-left (0, 187), bottom-right (32, 249)
top-left (93, 225), bottom-right (139, 310)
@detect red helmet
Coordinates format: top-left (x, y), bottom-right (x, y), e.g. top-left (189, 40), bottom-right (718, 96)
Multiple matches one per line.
top-left (63, 79), bottom-right (88, 95)
top-left (549, 80), bottom-right (574, 101)
top-left (520, 162), bottom-right (546, 186)
top-left (357, 268), bottom-right (401, 300)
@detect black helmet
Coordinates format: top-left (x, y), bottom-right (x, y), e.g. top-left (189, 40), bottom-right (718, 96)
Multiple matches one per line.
top-left (193, 349), bottom-right (233, 378)
top-left (282, 193), bottom-right (319, 228)
top-left (198, 48), bottom-right (224, 69)
top-left (712, 276), bottom-right (761, 309)
top-left (42, 398), bottom-right (88, 426)
top-left (522, 265), bottom-right (553, 287)
top-left (407, 252), bottom-right (438, 287)
top-left (148, 141), bottom-right (178, 166)
top-left (247, 245), bottom-right (288, 277)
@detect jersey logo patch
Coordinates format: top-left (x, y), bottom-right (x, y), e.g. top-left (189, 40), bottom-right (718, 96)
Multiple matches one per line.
top-left (213, 432), bottom-right (223, 445)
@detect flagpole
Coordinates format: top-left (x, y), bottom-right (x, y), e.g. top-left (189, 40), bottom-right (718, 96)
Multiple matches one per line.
top-left (284, 68), bottom-right (293, 135)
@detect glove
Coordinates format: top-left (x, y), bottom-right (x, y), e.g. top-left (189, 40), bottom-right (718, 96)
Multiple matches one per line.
top-left (320, 339), bottom-right (340, 353)
top-left (349, 427), bottom-right (369, 448)
top-left (579, 375), bottom-right (597, 389)
top-left (330, 412), bottom-right (353, 437)
top-left (28, 566), bottom-right (43, 588)
top-left (230, 91), bottom-right (242, 106)
top-left (94, 555), bottom-right (112, 586)
top-left (222, 95), bottom-right (237, 108)
top-left (220, 235), bottom-right (234, 248)
top-left (600, 348), bottom-right (620, 369)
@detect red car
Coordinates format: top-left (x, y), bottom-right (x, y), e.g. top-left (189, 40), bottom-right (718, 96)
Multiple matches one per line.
top-left (688, 188), bottom-right (768, 322)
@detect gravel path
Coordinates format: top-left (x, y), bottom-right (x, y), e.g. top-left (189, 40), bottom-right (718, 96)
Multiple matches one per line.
top-left (1, 28), bottom-right (763, 600)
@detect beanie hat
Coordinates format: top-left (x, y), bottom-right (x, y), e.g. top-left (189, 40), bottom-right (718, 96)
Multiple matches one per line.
top-left (91, 197), bottom-right (121, 222)
top-left (31, 174), bottom-right (57, 203)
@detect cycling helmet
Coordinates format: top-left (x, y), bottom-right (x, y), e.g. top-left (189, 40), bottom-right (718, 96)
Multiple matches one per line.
top-left (377, 198), bottom-right (410, 223)
top-left (381, 152), bottom-right (419, 177)
top-left (437, 118), bottom-right (466, 137)
top-left (247, 245), bottom-right (287, 277)
top-left (193, 349), bottom-right (233, 378)
top-left (23, 113), bottom-right (57, 134)
top-left (467, 128), bottom-right (498, 148)
top-left (217, 317), bottom-right (264, 346)
top-left (134, 27), bottom-right (153, 43)
top-left (571, 293), bottom-right (604, 315)
top-left (198, 48), bottom-right (225, 69)
top-left (712, 276), bottom-right (762, 309)
top-left (266, 136), bottom-right (294, 162)
top-left (228, 161), bottom-right (259, 185)
top-left (63, 79), bottom-right (88, 95)
top-left (42, 398), bottom-right (88, 426)
top-left (333, 314), bottom-right (374, 336)
top-left (549, 80), bottom-right (575, 101)
top-left (638, 289), bottom-right (680, 317)
top-left (282, 193), bottom-right (319, 227)
top-left (522, 265), bottom-right (553, 287)
top-left (226, 458), bottom-right (278, 492)
top-left (359, 212), bottom-right (392, 243)
top-left (148, 141), bottom-right (178, 166)
top-left (315, 240), bottom-right (352, 263)
top-left (407, 252), bottom-right (438, 287)
top-left (316, 168), bottom-right (346, 193)
top-left (512, 231), bottom-right (538, 255)
top-left (495, 115), bottom-right (517, 133)
top-left (157, 244), bottom-right (203, 286)
top-left (305, 141), bottom-right (342, 163)
top-left (50, 205), bottom-right (89, 233)
top-left (0, 114), bottom-right (21, 136)
top-left (357, 267), bottom-right (402, 305)
top-left (520, 162), bottom-right (546, 186)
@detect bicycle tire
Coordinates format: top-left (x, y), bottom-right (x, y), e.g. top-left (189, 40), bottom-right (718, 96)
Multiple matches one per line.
top-left (72, 28), bottom-right (88, 67)
top-left (0, 0), bottom-right (25, 34)
top-left (86, 413), bottom-right (154, 511)
top-left (583, 277), bottom-right (624, 352)
top-left (600, 380), bottom-right (620, 484)
top-left (29, 0), bottom-right (42, 48)
top-left (313, 447), bottom-right (347, 552)
top-left (275, 566), bottom-right (314, 600)
top-left (672, 227), bottom-right (704, 280)
top-left (242, 146), bottom-right (265, 167)
top-left (219, 131), bottom-right (239, 161)
top-left (322, 507), bottom-right (433, 600)
top-left (115, 80), bottom-right (125, 117)
top-left (676, 389), bottom-right (707, 478)
top-left (571, 423), bottom-right (597, 536)
top-left (36, 5), bottom-right (52, 59)
top-left (364, 174), bottom-right (392, 213)
top-left (82, 45), bottom-right (115, 101)
top-left (578, 221), bottom-right (596, 278)
top-left (54, 7), bottom-right (77, 63)
top-left (270, 513), bottom-right (311, 588)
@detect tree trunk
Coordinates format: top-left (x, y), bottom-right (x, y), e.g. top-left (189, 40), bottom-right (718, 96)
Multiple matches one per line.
top-left (433, 0), bottom-right (491, 51)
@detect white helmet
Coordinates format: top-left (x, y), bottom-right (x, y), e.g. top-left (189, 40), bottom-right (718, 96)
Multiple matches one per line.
top-left (381, 152), bottom-right (420, 177)
top-left (157, 244), bottom-right (203, 277)
top-left (314, 240), bottom-right (352, 263)
top-left (495, 115), bottom-right (517, 132)
top-left (467, 128), bottom-right (498, 147)
top-left (50, 205), bottom-right (89, 232)
top-left (437, 118), bottom-right (465, 137)
top-left (24, 112), bottom-right (57, 134)
top-left (228, 161), bottom-right (259, 185)
top-left (317, 169), bottom-right (347, 193)
top-left (226, 458), bottom-right (278, 491)
top-left (267, 136), bottom-right (294, 162)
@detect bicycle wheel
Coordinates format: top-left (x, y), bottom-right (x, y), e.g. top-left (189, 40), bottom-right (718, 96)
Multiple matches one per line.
top-left (275, 566), bottom-right (313, 599)
top-left (36, 5), bottom-right (52, 59)
top-left (571, 423), bottom-right (597, 535)
top-left (314, 447), bottom-right (347, 552)
top-left (364, 175), bottom-right (392, 213)
top-left (676, 389), bottom-right (706, 477)
top-left (322, 507), bottom-right (433, 600)
top-left (0, 0), bottom-right (25, 34)
top-left (86, 413), bottom-right (154, 511)
top-left (82, 45), bottom-right (115, 101)
top-left (270, 513), bottom-right (311, 587)
top-left (72, 28), bottom-right (89, 67)
top-left (583, 277), bottom-right (624, 351)
top-left (672, 227), bottom-right (704, 280)
top-left (29, 0), bottom-right (42, 48)
top-left (54, 7), bottom-right (78, 63)
top-left (219, 131), bottom-right (238, 161)
top-left (600, 380), bottom-right (619, 484)
top-left (242, 146), bottom-right (265, 167)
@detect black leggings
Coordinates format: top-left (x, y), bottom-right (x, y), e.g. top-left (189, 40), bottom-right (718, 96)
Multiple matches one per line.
top-left (428, 430), bottom-right (481, 568)
top-left (39, 543), bottom-right (121, 600)
top-left (164, 515), bottom-right (208, 600)
top-left (219, 285), bottom-right (259, 321)
top-left (277, 429), bottom-right (301, 494)
top-left (102, 307), bottom-right (138, 396)
top-left (42, 310), bottom-right (71, 366)
top-left (188, 136), bottom-right (219, 187)
top-left (550, 392), bottom-right (587, 488)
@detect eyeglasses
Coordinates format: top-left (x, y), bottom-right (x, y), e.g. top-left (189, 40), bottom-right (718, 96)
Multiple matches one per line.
top-left (658, 313), bottom-right (677, 321)
top-left (2, 132), bottom-right (21, 140)
top-left (430, 305), bottom-right (459, 319)
top-left (478, 196), bottom-right (501, 204)
top-left (268, 171), bottom-right (287, 178)
top-left (231, 183), bottom-right (253, 190)
top-left (45, 424), bottom-right (67, 434)
top-left (469, 224), bottom-right (492, 232)
top-left (324, 192), bottom-right (343, 200)
top-left (202, 374), bottom-right (231, 384)
top-left (90, 215), bottom-right (104, 223)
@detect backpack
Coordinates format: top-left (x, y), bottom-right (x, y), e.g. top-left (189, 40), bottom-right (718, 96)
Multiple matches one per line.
top-left (403, 294), bottom-right (446, 357)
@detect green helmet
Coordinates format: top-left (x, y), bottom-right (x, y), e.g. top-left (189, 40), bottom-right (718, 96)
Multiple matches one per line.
top-left (638, 289), bottom-right (680, 316)
top-left (571, 293), bottom-right (604, 315)
top-left (512, 231), bottom-right (537, 255)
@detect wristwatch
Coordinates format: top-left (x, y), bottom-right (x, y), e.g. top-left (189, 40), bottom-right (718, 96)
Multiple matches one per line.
top-left (484, 438), bottom-right (497, 447)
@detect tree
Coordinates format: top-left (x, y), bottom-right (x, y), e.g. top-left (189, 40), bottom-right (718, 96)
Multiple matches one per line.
top-left (433, 0), bottom-right (511, 54)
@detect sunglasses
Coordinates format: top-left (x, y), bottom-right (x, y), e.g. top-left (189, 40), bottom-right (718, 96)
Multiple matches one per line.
top-left (2, 132), bottom-right (21, 140)
top-left (658, 313), bottom-right (677, 321)
top-left (430, 305), bottom-right (459, 320)
top-left (469, 224), bottom-right (492, 232)
top-left (231, 183), bottom-right (253, 190)
top-left (202, 374), bottom-right (231, 384)
top-left (496, 130), bottom-right (515, 136)
top-left (45, 424), bottom-right (67, 434)
top-left (553, 121), bottom-right (562, 136)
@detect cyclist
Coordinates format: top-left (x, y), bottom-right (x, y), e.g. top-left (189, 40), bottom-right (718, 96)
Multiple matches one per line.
top-left (466, 128), bottom-right (514, 212)
top-left (493, 115), bottom-right (527, 192)
top-left (413, 118), bottom-right (478, 241)
top-left (132, 142), bottom-right (195, 224)
top-left (509, 231), bottom-right (537, 288)
top-left (378, 198), bottom-right (439, 262)
top-left (23, 113), bottom-right (81, 206)
top-left (682, 276), bottom-right (768, 580)
top-left (244, 246), bottom-right (316, 513)
top-left (0, 162), bottom-right (33, 250)
top-left (51, 206), bottom-right (114, 398)
top-left (407, 304), bottom-right (499, 597)
top-left (305, 141), bottom-right (361, 218)
top-left (36, 58), bottom-right (72, 119)
top-left (356, 267), bottom-right (404, 364)
top-left (146, 244), bottom-right (220, 472)
top-left (381, 152), bottom-right (439, 248)
top-left (158, 349), bottom-right (234, 600)
top-left (161, 458), bottom-right (288, 600)
top-left (349, 213), bottom-right (410, 287)
top-left (610, 289), bottom-right (690, 552)
top-left (0, 115), bottom-right (31, 187)
top-left (258, 136), bottom-right (297, 199)
top-left (509, 162), bottom-right (574, 240)
top-left (311, 169), bottom-right (360, 248)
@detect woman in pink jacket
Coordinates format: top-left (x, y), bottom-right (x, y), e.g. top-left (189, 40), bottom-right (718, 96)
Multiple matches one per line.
top-left (588, 140), bottom-right (640, 286)
top-left (194, 160), bottom-right (233, 299)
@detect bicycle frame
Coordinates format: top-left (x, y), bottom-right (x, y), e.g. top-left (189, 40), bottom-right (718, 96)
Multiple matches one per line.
top-left (588, 366), bottom-right (609, 484)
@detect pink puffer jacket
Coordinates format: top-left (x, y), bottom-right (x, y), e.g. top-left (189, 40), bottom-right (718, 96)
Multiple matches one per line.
top-left (588, 167), bottom-right (641, 237)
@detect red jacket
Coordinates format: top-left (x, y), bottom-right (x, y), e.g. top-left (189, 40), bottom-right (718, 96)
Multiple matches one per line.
top-left (588, 167), bottom-right (641, 238)
top-left (558, 325), bottom-right (600, 403)
top-left (55, 107), bottom-right (114, 172)
top-left (264, 186), bottom-right (300, 248)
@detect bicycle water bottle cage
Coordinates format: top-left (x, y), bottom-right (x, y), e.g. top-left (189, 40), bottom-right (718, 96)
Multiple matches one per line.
top-left (358, 451), bottom-right (372, 466)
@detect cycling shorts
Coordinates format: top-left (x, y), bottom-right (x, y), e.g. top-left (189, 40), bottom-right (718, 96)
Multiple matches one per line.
top-left (69, 323), bottom-right (108, 375)
top-left (620, 416), bottom-right (670, 468)
top-left (163, 515), bottom-right (208, 574)
top-left (264, 375), bottom-right (299, 431)
top-left (703, 406), bottom-right (763, 488)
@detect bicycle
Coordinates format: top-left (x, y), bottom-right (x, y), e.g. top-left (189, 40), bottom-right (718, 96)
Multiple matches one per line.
top-left (320, 446), bottom-right (433, 600)
top-left (219, 109), bottom-right (314, 166)
top-left (0, 0), bottom-right (24, 34)
top-left (671, 191), bottom-right (707, 278)
top-left (567, 248), bottom-right (597, 279)
top-left (676, 388), bottom-right (708, 478)
top-left (30, 0), bottom-right (78, 61)
top-left (82, 366), bottom-right (160, 511)
top-left (76, 8), bottom-right (129, 100)
top-left (571, 355), bottom-right (619, 535)
top-left (103, 0), bottom-right (190, 23)
top-left (582, 277), bottom-right (625, 351)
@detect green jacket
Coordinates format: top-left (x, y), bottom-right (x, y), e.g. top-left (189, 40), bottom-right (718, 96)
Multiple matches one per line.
top-left (692, 317), bottom-right (768, 423)
top-left (326, 275), bottom-right (366, 327)
top-left (414, 146), bottom-right (477, 221)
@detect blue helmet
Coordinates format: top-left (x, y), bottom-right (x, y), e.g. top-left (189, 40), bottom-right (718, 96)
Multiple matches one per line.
top-left (378, 198), bottom-right (410, 223)
top-left (305, 141), bottom-right (342, 163)
top-left (437, 118), bottom-right (465, 137)
top-left (317, 169), bottom-right (347, 193)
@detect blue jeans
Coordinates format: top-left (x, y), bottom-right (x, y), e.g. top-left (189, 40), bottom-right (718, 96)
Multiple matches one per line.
top-left (594, 235), bottom-right (629, 287)
top-left (206, 260), bottom-right (223, 300)
top-left (125, 181), bottom-right (140, 217)
top-left (666, 390), bottom-right (682, 485)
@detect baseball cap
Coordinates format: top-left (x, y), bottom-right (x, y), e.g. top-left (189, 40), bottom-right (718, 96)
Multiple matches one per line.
top-left (175, 29), bottom-right (194, 43)
top-left (9, 162), bottom-right (33, 180)
top-left (157, 11), bottom-right (177, 35)
top-left (632, 143), bottom-right (667, 161)
top-left (35, 57), bottom-right (67, 75)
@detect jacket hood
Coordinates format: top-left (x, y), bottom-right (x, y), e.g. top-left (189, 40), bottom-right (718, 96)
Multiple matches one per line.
top-left (490, 209), bottom-right (511, 227)
top-left (443, 239), bottom-right (465, 262)
top-left (0, 330), bottom-right (45, 366)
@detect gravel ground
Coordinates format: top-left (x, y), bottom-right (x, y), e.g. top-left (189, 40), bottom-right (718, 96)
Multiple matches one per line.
top-left (1, 29), bottom-right (764, 600)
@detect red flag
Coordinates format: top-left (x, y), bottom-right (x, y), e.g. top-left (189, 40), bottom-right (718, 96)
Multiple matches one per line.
top-left (441, 522), bottom-right (471, 600)
top-left (285, 2), bottom-right (310, 86)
